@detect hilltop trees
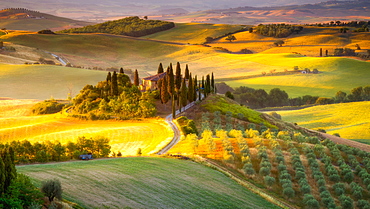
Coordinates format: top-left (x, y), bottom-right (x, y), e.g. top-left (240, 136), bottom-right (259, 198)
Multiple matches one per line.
top-left (72, 69), bottom-right (156, 119)
top-left (225, 35), bottom-right (236, 42)
top-left (59, 16), bottom-right (175, 37)
top-left (255, 24), bottom-right (303, 38)
top-left (274, 40), bottom-right (285, 47)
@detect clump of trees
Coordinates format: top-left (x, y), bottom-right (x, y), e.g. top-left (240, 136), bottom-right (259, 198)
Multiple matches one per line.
top-left (59, 16), bottom-right (175, 37)
top-left (3, 136), bottom-right (110, 164)
top-left (37, 29), bottom-right (55, 34)
top-left (255, 24), bottom-right (303, 38)
top-left (176, 116), bottom-right (198, 135)
top-left (230, 84), bottom-right (370, 109)
top-left (334, 48), bottom-right (356, 56)
top-left (31, 99), bottom-right (66, 115)
top-left (72, 70), bottom-right (156, 119)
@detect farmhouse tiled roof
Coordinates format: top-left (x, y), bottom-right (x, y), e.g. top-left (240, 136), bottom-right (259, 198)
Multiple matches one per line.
top-left (142, 72), bottom-right (166, 81)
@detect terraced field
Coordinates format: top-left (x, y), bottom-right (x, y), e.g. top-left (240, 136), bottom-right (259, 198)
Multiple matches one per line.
top-left (278, 101), bottom-right (370, 143)
top-left (17, 157), bottom-right (280, 209)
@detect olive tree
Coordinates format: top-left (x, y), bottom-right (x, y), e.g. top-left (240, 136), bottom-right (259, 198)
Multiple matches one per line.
top-left (41, 179), bottom-right (62, 202)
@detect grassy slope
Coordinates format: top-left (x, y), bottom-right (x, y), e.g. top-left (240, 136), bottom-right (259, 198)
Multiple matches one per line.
top-left (2, 32), bottom-right (183, 73)
top-left (225, 54), bottom-right (370, 97)
top-left (277, 101), bottom-right (370, 142)
top-left (0, 10), bottom-right (90, 31)
top-left (144, 23), bottom-right (244, 44)
top-left (201, 95), bottom-right (276, 128)
top-left (17, 157), bottom-right (280, 209)
top-left (0, 63), bottom-right (107, 100)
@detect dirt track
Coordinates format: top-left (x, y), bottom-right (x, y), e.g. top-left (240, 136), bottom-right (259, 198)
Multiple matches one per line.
top-left (318, 132), bottom-right (370, 152)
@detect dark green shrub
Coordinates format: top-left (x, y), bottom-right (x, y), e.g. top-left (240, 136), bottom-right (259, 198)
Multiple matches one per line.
top-left (31, 100), bottom-right (65, 115)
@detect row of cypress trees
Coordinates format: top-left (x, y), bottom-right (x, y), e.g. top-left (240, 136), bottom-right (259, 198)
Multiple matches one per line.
top-left (156, 62), bottom-right (215, 117)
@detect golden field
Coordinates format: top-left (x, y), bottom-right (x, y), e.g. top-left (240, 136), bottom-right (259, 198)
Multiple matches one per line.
top-left (0, 100), bottom-right (173, 156)
top-left (278, 101), bottom-right (370, 142)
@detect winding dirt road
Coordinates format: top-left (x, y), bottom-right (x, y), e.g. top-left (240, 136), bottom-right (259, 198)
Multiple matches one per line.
top-left (156, 100), bottom-right (199, 155)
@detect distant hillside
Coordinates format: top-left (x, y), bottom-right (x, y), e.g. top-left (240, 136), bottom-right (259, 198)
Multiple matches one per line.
top-left (0, 8), bottom-right (91, 31)
top-left (163, 0), bottom-right (370, 25)
top-left (59, 16), bottom-right (175, 37)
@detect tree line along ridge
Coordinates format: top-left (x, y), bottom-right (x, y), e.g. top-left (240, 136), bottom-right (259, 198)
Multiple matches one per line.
top-left (59, 16), bottom-right (175, 37)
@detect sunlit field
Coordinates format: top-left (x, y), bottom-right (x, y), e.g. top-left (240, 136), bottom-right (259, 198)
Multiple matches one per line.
top-left (0, 101), bottom-right (173, 155)
top-left (225, 55), bottom-right (370, 97)
top-left (144, 23), bottom-right (244, 44)
top-left (277, 101), bottom-right (370, 142)
top-left (18, 157), bottom-right (280, 209)
top-left (0, 63), bottom-right (107, 100)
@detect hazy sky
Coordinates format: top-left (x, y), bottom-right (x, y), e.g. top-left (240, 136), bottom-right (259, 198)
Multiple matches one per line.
top-left (0, 0), bottom-right (334, 20)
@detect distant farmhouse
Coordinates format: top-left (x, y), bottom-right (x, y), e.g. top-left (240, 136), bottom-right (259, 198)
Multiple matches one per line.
top-left (140, 72), bottom-right (167, 91)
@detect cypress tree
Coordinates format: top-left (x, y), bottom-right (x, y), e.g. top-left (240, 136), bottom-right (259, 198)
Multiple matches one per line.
top-left (187, 73), bottom-right (193, 103)
top-left (167, 66), bottom-right (174, 96)
top-left (206, 74), bottom-right (211, 95)
top-left (134, 69), bottom-right (139, 86)
top-left (175, 62), bottom-right (182, 91)
top-left (119, 67), bottom-right (124, 74)
top-left (3, 148), bottom-right (16, 192)
top-left (111, 71), bottom-right (118, 96)
top-left (201, 76), bottom-right (205, 99)
top-left (198, 83), bottom-right (202, 101)
top-left (172, 94), bottom-right (176, 119)
top-left (161, 77), bottom-right (169, 104)
top-left (211, 72), bottom-right (215, 93)
top-left (194, 75), bottom-right (198, 101)
top-left (184, 64), bottom-right (190, 79)
top-left (0, 156), bottom-right (5, 193)
top-left (180, 78), bottom-right (187, 111)
top-left (157, 63), bottom-right (164, 74)
top-left (106, 72), bottom-right (112, 83)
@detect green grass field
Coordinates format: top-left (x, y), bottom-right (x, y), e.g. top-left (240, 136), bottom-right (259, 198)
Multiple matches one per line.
top-left (0, 63), bottom-right (107, 99)
top-left (2, 32), bottom-right (183, 72)
top-left (277, 101), bottom-right (370, 142)
top-left (144, 23), bottom-right (244, 44)
top-left (17, 157), bottom-right (280, 209)
top-left (224, 54), bottom-right (370, 97)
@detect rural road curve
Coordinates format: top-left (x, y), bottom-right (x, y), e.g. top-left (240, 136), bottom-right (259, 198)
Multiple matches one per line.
top-left (156, 100), bottom-right (199, 155)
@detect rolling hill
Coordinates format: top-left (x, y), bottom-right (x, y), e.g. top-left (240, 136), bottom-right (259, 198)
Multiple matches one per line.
top-left (158, 0), bottom-right (370, 25)
top-left (277, 101), bottom-right (370, 143)
top-left (0, 8), bottom-right (91, 31)
top-left (0, 64), bottom-right (108, 100)
top-left (17, 157), bottom-right (280, 209)
top-left (2, 25), bottom-right (370, 100)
